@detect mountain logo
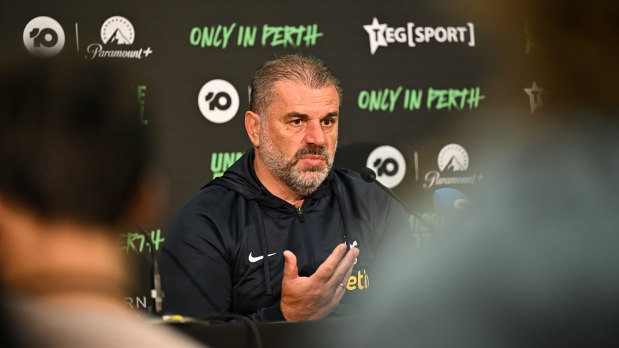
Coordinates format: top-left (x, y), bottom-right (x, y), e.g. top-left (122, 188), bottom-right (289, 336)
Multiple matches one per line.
top-left (423, 143), bottom-right (481, 189)
top-left (437, 144), bottom-right (469, 172)
top-left (100, 16), bottom-right (134, 45)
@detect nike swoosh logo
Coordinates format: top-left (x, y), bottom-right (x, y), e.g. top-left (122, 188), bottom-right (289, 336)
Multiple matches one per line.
top-left (248, 252), bottom-right (277, 263)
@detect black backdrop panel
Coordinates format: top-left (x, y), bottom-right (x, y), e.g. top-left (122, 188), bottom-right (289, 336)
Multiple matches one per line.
top-left (2, 0), bottom-right (535, 312)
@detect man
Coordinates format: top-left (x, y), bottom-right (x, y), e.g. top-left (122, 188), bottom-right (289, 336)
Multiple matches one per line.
top-left (160, 54), bottom-right (412, 321)
top-left (0, 58), bottom-right (204, 348)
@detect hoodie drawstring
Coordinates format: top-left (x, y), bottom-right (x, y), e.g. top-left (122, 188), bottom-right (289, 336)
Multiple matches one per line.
top-left (251, 200), bottom-right (273, 295)
top-left (331, 176), bottom-right (351, 250)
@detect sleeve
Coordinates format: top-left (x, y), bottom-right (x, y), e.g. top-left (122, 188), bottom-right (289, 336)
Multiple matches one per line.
top-left (159, 205), bottom-right (232, 318)
top-left (158, 198), bottom-right (286, 322)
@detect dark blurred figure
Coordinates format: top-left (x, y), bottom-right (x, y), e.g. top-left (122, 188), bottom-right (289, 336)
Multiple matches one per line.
top-left (0, 58), bottom-right (204, 348)
top-left (349, 0), bottom-right (619, 347)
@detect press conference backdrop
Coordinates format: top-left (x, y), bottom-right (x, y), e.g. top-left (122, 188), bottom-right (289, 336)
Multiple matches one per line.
top-left (1, 0), bottom-right (544, 312)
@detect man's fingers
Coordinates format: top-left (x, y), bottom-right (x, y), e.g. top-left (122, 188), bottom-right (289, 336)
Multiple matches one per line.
top-left (329, 247), bottom-right (359, 287)
top-left (312, 243), bottom-right (348, 282)
top-left (342, 258), bottom-right (355, 286)
top-left (283, 250), bottom-right (299, 281)
top-left (331, 261), bottom-right (356, 308)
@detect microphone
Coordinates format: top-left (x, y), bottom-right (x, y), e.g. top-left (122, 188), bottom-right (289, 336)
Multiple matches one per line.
top-left (360, 167), bottom-right (435, 232)
top-left (360, 167), bottom-right (377, 183)
top-left (433, 188), bottom-right (469, 217)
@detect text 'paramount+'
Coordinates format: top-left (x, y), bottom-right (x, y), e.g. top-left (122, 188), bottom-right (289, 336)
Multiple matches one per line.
top-left (364, 17), bottom-right (475, 55)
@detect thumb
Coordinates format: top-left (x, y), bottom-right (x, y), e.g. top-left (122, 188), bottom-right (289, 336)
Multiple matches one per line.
top-left (283, 250), bottom-right (299, 280)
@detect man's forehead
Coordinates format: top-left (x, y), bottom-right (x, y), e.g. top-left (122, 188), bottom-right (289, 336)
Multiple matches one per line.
top-left (271, 79), bottom-right (339, 104)
top-left (273, 79), bottom-right (335, 90)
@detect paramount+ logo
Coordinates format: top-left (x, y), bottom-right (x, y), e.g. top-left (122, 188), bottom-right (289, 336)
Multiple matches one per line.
top-left (85, 16), bottom-right (153, 60)
top-left (363, 17), bottom-right (475, 55)
top-left (422, 144), bottom-right (484, 189)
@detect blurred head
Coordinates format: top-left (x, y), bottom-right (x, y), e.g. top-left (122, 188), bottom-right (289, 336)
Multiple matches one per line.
top-left (456, 0), bottom-right (619, 115)
top-left (0, 58), bottom-right (153, 229)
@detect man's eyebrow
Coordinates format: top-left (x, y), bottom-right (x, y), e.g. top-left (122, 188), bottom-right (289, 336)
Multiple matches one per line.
top-left (284, 111), bottom-right (339, 119)
top-left (285, 112), bottom-right (309, 119)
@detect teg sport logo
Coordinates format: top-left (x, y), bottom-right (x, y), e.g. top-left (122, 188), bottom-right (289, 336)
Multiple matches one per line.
top-left (198, 80), bottom-right (240, 123)
top-left (23, 16), bottom-right (65, 57)
top-left (524, 81), bottom-right (546, 115)
top-left (363, 17), bottom-right (475, 55)
top-left (85, 16), bottom-right (153, 60)
top-left (366, 145), bottom-right (406, 189)
top-left (423, 144), bottom-right (483, 189)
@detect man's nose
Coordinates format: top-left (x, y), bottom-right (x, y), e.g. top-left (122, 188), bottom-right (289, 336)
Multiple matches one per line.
top-left (304, 121), bottom-right (326, 146)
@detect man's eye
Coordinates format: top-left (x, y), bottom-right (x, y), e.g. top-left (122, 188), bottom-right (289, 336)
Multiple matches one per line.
top-left (290, 119), bottom-right (302, 125)
top-left (322, 119), bottom-right (333, 126)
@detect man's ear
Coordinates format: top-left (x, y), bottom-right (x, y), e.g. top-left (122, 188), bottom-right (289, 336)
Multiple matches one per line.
top-left (245, 111), bottom-right (261, 147)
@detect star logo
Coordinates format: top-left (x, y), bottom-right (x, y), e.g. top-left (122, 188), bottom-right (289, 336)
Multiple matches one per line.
top-left (363, 17), bottom-right (388, 55)
top-left (524, 81), bottom-right (545, 114)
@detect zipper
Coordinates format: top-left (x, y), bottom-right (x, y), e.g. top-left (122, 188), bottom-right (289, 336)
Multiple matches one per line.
top-left (296, 206), bottom-right (305, 222)
top-left (296, 206), bottom-right (315, 270)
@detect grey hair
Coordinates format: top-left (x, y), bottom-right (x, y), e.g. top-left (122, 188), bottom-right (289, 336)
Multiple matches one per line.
top-left (249, 54), bottom-right (343, 120)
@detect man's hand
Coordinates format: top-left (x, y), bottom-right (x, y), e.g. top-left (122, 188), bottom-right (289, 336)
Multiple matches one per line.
top-left (280, 243), bottom-right (359, 321)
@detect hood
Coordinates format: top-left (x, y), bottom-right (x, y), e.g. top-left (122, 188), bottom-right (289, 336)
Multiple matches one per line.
top-left (205, 148), bottom-right (334, 208)
top-left (204, 149), bottom-right (262, 199)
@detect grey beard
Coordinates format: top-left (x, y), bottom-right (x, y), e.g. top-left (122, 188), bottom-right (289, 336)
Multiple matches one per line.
top-left (259, 132), bottom-right (334, 197)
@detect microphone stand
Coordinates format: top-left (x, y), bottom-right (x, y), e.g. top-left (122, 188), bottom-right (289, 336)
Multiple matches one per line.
top-left (360, 168), bottom-right (436, 232)
top-left (136, 224), bottom-right (164, 315)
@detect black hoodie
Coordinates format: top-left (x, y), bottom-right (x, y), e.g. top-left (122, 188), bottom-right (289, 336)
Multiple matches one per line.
top-left (159, 149), bottom-right (412, 321)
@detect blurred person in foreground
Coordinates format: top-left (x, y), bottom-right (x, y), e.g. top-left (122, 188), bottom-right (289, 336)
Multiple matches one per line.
top-left (345, 0), bottom-right (619, 347)
top-left (0, 58), bottom-right (204, 348)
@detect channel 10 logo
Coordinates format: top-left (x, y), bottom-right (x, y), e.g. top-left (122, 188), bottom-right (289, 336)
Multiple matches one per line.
top-left (23, 16), bottom-right (65, 57)
top-left (366, 145), bottom-right (406, 188)
top-left (197, 79), bottom-right (240, 124)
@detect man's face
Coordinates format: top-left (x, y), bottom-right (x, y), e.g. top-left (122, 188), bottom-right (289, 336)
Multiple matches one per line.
top-left (258, 79), bottom-right (339, 197)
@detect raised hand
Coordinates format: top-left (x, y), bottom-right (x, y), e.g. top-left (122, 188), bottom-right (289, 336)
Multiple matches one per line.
top-left (280, 243), bottom-right (359, 321)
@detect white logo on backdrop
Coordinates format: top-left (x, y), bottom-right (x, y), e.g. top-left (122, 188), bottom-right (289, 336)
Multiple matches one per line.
top-left (23, 16), bottom-right (65, 57)
top-left (363, 17), bottom-right (475, 55)
top-left (437, 143), bottom-right (469, 172)
top-left (366, 145), bottom-right (407, 189)
top-left (85, 16), bottom-right (153, 60)
top-left (423, 144), bottom-right (483, 189)
top-left (101, 16), bottom-right (134, 45)
top-left (198, 79), bottom-right (240, 123)
top-left (524, 81), bottom-right (545, 115)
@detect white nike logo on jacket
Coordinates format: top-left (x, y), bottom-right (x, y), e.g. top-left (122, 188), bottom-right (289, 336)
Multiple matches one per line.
top-left (248, 252), bottom-right (277, 263)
